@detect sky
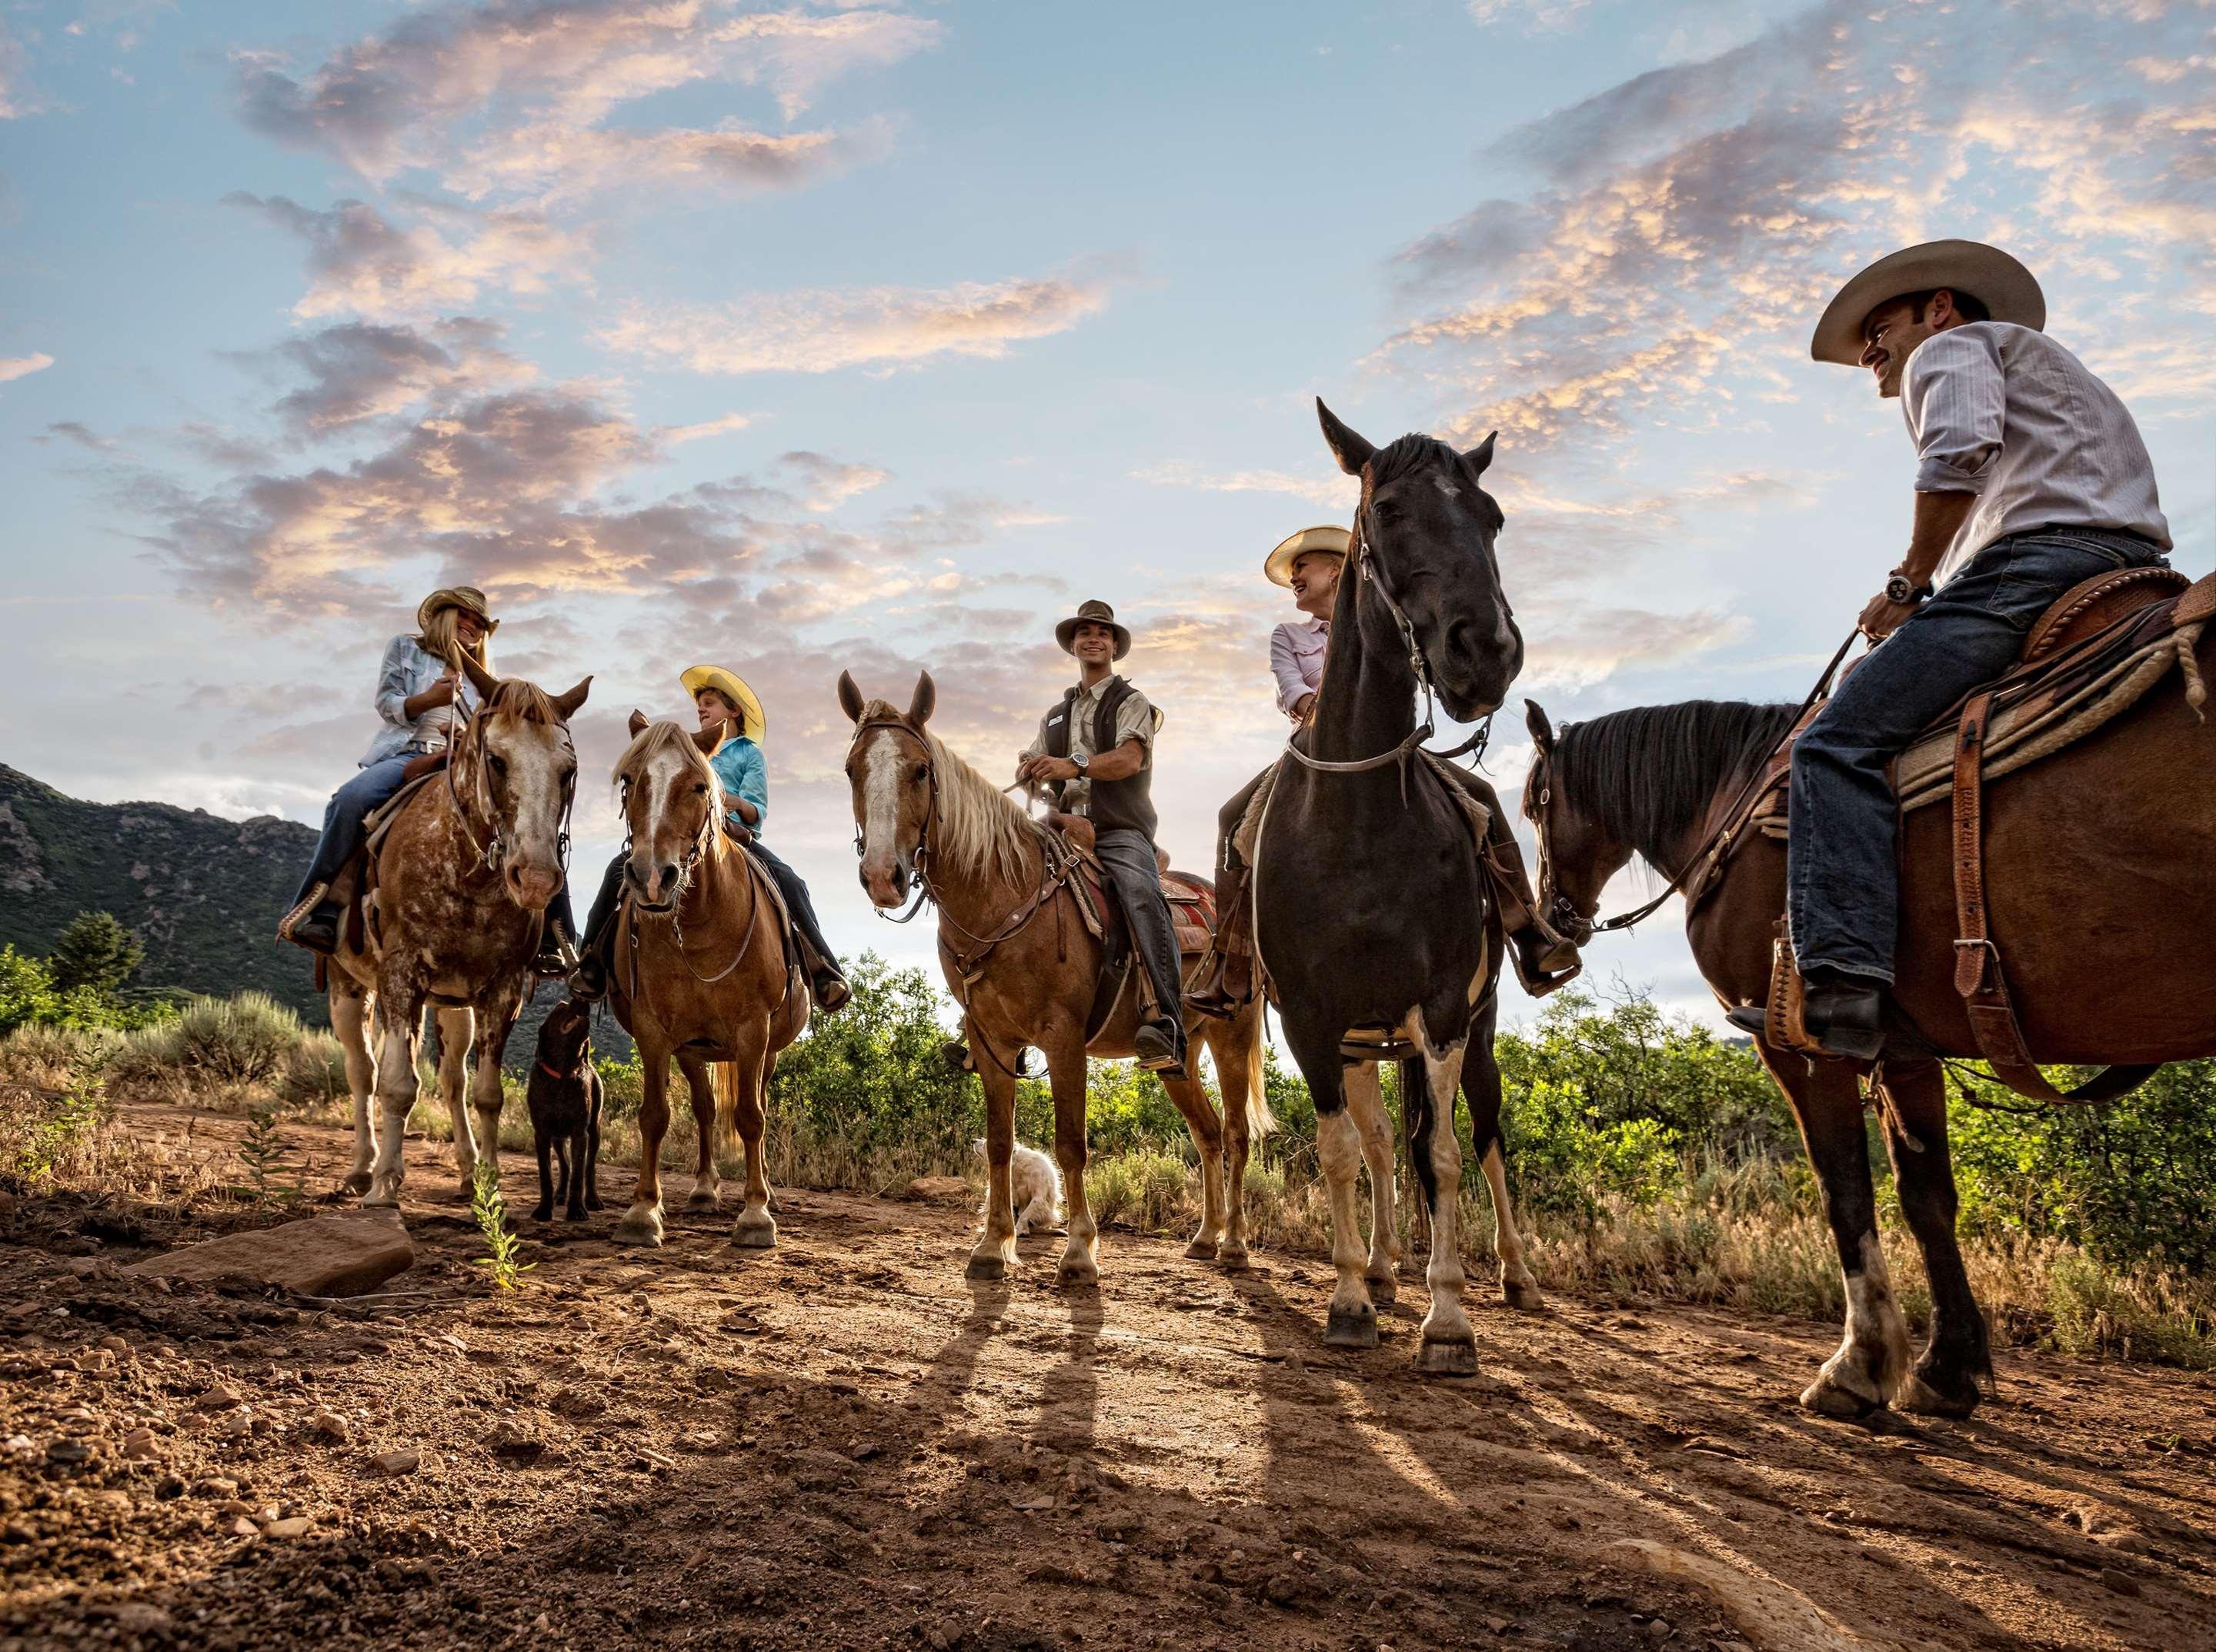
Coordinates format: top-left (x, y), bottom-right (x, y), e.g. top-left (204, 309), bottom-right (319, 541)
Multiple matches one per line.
top-left (2, 0), bottom-right (2212, 1033)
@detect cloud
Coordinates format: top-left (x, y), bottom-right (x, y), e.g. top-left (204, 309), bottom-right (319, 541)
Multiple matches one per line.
top-left (1467, 0), bottom-right (1592, 32)
top-left (250, 315), bottom-right (532, 436)
top-left (780, 451), bottom-right (891, 512)
top-left (1519, 604), bottom-right (1747, 690)
top-left (1131, 461), bottom-right (1353, 509)
top-left (596, 271), bottom-right (1116, 375)
top-left (39, 421), bottom-right (112, 452)
top-left (226, 193), bottom-right (589, 322)
top-left (0, 24), bottom-right (41, 119)
top-left (660, 411), bottom-right (755, 445)
top-left (448, 118), bottom-right (880, 205)
top-left (0, 352), bottom-right (55, 382)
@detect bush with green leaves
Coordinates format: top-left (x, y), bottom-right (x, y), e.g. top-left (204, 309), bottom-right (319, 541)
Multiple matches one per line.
top-left (109, 991), bottom-right (305, 1088)
top-left (46, 910), bottom-right (144, 996)
top-left (0, 943), bottom-right (170, 1036)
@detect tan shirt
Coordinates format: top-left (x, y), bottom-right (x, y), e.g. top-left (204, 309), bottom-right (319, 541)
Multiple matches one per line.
top-left (1023, 676), bottom-right (1158, 816)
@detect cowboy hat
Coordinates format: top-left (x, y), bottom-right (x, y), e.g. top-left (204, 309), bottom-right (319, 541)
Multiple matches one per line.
top-left (416, 586), bottom-right (499, 634)
top-left (679, 665), bottom-right (767, 743)
top-left (1810, 239), bottom-right (2044, 365)
top-left (1265, 524), bottom-right (1351, 589)
top-left (1054, 599), bottom-right (1131, 660)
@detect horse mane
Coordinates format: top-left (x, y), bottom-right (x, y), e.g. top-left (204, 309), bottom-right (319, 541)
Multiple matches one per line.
top-left (1367, 432), bottom-right (1506, 532)
top-left (861, 699), bottom-right (1040, 886)
top-left (612, 719), bottom-right (722, 813)
top-left (1550, 700), bottom-right (1799, 869)
top-left (480, 678), bottom-right (559, 726)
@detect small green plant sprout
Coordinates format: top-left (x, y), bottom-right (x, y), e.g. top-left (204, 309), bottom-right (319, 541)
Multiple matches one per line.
top-left (239, 1103), bottom-right (305, 1206)
top-left (12, 1079), bottom-right (105, 1188)
top-left (470, 1161), bottom-right (533, 1291)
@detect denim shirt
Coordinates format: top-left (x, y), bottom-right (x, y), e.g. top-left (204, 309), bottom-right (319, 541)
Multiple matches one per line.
top-left (359, 634), bottom-right (481, 769)
top-left (710, 736), bottom-right (769, 837)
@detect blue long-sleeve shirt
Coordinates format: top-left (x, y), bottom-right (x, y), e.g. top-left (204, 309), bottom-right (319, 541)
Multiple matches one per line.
top-left (710, 736), bottom-right (769, 837)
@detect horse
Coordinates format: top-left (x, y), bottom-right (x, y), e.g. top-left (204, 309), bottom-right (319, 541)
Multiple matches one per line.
top-left (329, 663), bottom-right (591, 1206)
top-left (602, 713), bottom-right (809, 1248)
top-left (1520, 669), bottom-right (2216, 1419)
top-left (1250, 400), bottom-right (1543, 1375)
top-left (838, 670), bottom-right (1272, 1287)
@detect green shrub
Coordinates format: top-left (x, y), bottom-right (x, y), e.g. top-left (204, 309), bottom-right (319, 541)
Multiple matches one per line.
top-left (46, 911), bottom-right (144, 996)
top-left (112, 991), bottom-right (303, 1087)
top-left (279, 1032), bottom-right (351, 1109)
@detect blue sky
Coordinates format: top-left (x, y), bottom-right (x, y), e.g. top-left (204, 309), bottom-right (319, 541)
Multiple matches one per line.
top-left (4, 0), bottom-right (2211, 1029)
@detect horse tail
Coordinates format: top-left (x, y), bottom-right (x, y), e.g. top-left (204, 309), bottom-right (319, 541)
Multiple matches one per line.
top-left (712, 1061), bottom-right (741, 1136)
top-left (1240, 1006), bottom-right (1276, 1140)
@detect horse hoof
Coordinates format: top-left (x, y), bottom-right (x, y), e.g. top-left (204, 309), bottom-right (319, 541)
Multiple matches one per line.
top-left (339, 1171), bottom-right (373, 1197)
top-left (1799, 1373), bottom-right (1882, 1418)
top-left (1365, 1270), bottom-right (1398, 1307)
top-left (1219, 1245), bottom-right (1251, 1273)
top-left (1897, 1370), bottom-right (1980, 1419)
top-left (1184, 1238), bottom-right (1220, 1261)
top-left (730, 1213), bottom-right (777, 1249)
top-left (1415, 1337), bottom-right (1480, 1378)
top-left (1323, 1305), bottom-right (1378, 1350)
top-left (529, 1204), bottom-right (554, 1223)
top-left (612, 1210), bottom-right (665, 1248)
top-left (1502, 1276), bottom-right (1547, 1313)
top-left (684, 1188), bottom-right (721, 1213)
top-left (1057, 1257), bottom-right (1100, 1288)
top-left (966, 1255), bottom-right (1006, 1283)
top-left (455, 1179), bottom-right (478, 1204)
top-left (361, 1184), bottom-right (400, 1210)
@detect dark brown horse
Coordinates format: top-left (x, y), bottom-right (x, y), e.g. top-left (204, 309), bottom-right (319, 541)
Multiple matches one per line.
top-left (1523, 666), bottom-right (2216, 1419)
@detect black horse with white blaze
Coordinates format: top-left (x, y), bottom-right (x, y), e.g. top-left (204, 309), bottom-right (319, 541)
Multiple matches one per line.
top-left (1252, 400), bottom-right (1544, 1374)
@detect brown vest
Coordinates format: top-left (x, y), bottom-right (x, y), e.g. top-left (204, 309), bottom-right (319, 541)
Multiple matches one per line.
top-left (1043, 676), bottom-right (1157, 841)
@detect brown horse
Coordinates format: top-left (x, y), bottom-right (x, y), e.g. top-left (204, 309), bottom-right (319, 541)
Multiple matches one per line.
top-left (1522, 666), bottom-right (2216, 1420)
top-left (332, 665), bottom-right (590, 1206)
top-left (603, 714), bottom-right (809, 1248)
top-left (838, 671), bottom-right (1271, 1286)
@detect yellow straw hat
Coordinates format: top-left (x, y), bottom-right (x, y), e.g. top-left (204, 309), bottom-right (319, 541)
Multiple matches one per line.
top-left (679, 666), bottom-right (766, 743)
top-left (416, 586), bottom-right (499, 633)
top-left (1265, 525), bottom-right (1350, 589)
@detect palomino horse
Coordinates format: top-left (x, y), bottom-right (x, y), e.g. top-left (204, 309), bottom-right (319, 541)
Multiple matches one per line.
top-left (603, 714), bottom-right (809, 1248)
top-left (331, 665), bottom-right (590, 1206)
top-left (1522, 670), bottom-right (2216, 1419)
top-left (839, 671), bottom-right (1272, 1286)
top-left (1252, 401), bottom-right (1542, 1374)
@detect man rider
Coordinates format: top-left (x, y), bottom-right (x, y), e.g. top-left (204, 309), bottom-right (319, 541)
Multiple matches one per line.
top-left (1014, 599), bottom-right (1189, 1079)
top-left (1749, 239), bottom-right (2171, 1057)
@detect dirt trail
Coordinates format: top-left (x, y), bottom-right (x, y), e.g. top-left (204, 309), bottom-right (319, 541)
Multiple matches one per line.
top-left (4, 1101), bottom-right (2214, 1652)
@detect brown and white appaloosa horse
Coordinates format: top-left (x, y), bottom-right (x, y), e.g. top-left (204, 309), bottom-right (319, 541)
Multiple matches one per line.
top-left (602, 714), bottom-right (809, 1248)
top-left (330, 664), bottom-right (590, 1206)
top-left (838, 671), bottom-right (1272, 1287)
top-left (1522, 652), bottom-right (2216, 1419)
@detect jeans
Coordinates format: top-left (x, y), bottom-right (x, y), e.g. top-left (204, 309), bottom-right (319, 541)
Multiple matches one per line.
top-left (1788, 527), bottom-right (2168, 983)
top-left (1095, 826), bottom-right (1186, 1055)
top-left (293, 756), bottom-right (412, 907)
top-left (578, 839), bottom-right (839, 976)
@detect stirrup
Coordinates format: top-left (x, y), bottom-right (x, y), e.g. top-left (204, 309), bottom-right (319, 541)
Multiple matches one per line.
top-left (276, 883), bottom-right (329, 948)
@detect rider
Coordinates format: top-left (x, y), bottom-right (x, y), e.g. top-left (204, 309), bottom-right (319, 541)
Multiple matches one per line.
top-left (278, 586), bottom-right (573, 975)
top-left (1189, 527), bottom-right (1575, 1016)
top-left (570, 666), bottom-right (851, 1013)
top-left (1764, 239), bottom-right (2171, 1058)
top-left (1013, 599), bottom-right (1188, 1079)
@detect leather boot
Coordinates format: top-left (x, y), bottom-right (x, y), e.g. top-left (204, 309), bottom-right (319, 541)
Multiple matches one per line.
top-left (1186, 861), bottom-right (1254, 1020)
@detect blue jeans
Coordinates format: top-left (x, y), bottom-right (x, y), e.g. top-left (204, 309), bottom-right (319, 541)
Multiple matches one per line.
top-left (1788, 527), bottom-right (2168, 983)
top-left (1096, 826), bottom-right (1187, 1056)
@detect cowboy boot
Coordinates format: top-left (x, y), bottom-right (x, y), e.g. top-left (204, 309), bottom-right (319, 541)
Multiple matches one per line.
top-left (1186, 861), bottom-right (1255, 1020)
top-left (1481, 829), bottom-right (1581, 992)
top-left (532, 919), bottom-right (577, 980)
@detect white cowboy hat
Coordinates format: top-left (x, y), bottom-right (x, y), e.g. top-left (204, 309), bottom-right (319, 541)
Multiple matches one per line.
top-left (679, 665), bottom-right (767, 743)
top-left (1264, 525), bottom-right (1351, 589)
top-left (1810, 239), bottom-right (2044, 365)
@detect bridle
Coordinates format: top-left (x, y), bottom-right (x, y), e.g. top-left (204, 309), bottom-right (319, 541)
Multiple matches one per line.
top-left (846, 714), bottom-right (943, 926)
top-left (615, 742), bottom-right (759, 990)
top-left (1280, 463), bottom-right (1500, 792)
top-left (442, 690), bottom-right (578, 890)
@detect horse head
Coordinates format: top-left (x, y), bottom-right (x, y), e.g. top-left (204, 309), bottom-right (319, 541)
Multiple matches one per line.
top-left (1318, 398), bottom-right (1521, 723)
top-left (1520, 700), bottom-right (1621, 947)
top-left (612, 711), bottom-right (729, 914)
top-left (838, 669), bottom-right (936, 909)
top-left (452, 657), bottom-right (589, 914)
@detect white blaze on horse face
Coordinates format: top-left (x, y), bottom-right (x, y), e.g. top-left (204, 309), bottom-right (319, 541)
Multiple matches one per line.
top-left (496, 719), bottom-right (569, 909)
top-left (856, 728), bottom-right (909, 907)
top-left (627, 743), bottom-right (690, 907)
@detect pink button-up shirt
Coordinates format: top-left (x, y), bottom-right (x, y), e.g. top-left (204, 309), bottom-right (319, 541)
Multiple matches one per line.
top-left (1270, 617), bottom-right (1327, 716)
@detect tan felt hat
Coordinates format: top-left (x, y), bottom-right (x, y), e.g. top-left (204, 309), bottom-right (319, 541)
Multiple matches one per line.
top-left (1810, 239), bottom-right (2044, 365)
top-left (679, 665), bottom-right (767, 743)
top-left (1054, 599), bottom-right (1132, 660)
top-left (1265, 525), bottom-right (1351, 589)
top-left (416, 586), bottom-right (498, 633)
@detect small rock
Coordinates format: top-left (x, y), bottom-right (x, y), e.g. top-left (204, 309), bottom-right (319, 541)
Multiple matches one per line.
top-left (109, 1604), bottom-right (172, 1634)
top-left (370, 1449), bottom-right (421, 1477)
top-left (119, 1428), bottom-right (162, 1461)
top-left (309, 1410), bottom-right (352, 1443)
top-left (1646, 1618), bottom-right (1673, 1640)
top-left (97, 1335), bottom-right (128, 1355)
top-left (200, 1386), bottom-right (242, 1410)
top-left (125, 1212), bottom-right (414, 1298)
top-left (229, 1516), bottom-right (259, 1538)
top-left (903, 1176), bottom-right (969, 1203)
top-left (72, 1348), bottom-right (115, 1372)
top-left (2100, 1567), bottom-right (2141, 1597)
top-left (263, 1517), bottom-right (313, 1539)
top-left (45, 1439), bottom-right (92, 1464)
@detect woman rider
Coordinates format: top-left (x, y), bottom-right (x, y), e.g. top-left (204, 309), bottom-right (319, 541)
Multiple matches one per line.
top-left (278, 586), bottom-right (574, 975)
top-left (1188, 528), bottom-right (1576, 1016)
top-left (571, 666), bottom-right (851, 1013)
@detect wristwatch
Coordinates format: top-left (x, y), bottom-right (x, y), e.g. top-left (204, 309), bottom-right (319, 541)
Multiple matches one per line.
top-left (1070, 752), bottom-right (1089, 773)
top-left (1884, 572), bottom-right (1934, 606)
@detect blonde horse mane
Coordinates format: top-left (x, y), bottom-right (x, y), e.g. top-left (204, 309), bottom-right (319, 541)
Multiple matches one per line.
top-left (613, 719), bottom-right (724, 819)
top-left (478, 677), bottom-right (559, 727)
top-left (860, 699), bottom-right (1040, 888)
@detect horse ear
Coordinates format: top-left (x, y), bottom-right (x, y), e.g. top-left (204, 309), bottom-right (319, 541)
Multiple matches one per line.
top-left (549, 675), bottom-right (592, 720)
top-left (458, 653), bottom-right (499, 704)
top-left (627, 709), bottom-right (649, 739)
top-left (1463, 431), bottom-right (1497, 476)
top-left (692, 718), bottom-right (730, 754)
top-left (909, 670), bottom-right (936, 727)
top-left (1316, 398), bottom-right (1376, 477)
top-left (1524, 698), bottom-right (1554, 754)
top-left (836, 670), bottom-right (866, 724)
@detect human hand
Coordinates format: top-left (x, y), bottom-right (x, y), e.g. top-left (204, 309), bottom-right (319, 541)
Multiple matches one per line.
top-left (1020, 756), bottom-right (1079, 784)
top-left (1290, 693), bottom-right (1316, 722)
top-left (1857, 590), bottom-right (1919, 642)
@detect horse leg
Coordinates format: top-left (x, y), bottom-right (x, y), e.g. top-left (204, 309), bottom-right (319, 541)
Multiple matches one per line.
top-left (1045, 1032), bottom-right (1098, 1287)
top-left (1407, 1037), bottom-right (1478, 1377)
top-left (363, 990), bottom-right (426, 1207)
top-left (1159, 1065), bottom-right (1226, 1261)
top-left (1209, 1014), bottom-right (1260, 1271)
top-left (329, 984), bottom-right (378, 1198)
top-left (676, 1051), bottom-right (722, 1214)
top-left (1287, 1030), bottom-right (1375, 1350)
top-left (724, 1045), bottom-right (777, 1248)
top-left (966, 1022), bottom-right (1020, 1282)
top-left (614, 1046), bottom-right (670, 1247)
top-left (1767, 1050), bottom-right (1909, 1415)
top-left (1878, 1059), bottom-right (1993, 1417)
top-left (466, 988), bottom-right (522, 1197)
top-left (1341, 1063), bottom-right (1400, 1305)
top-left (434, 1006), bottom-right (477, 1199)
top-left (1463, 1005), bottom-right (1543, 1310)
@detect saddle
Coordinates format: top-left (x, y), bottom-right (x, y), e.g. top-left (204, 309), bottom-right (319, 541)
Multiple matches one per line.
top-left (1722, 564), bottom-right (2208, 1098)
top-left (1038, 811), bottom-right (1218, 1043)
top-left (285, 764), bottom-right (447, 991)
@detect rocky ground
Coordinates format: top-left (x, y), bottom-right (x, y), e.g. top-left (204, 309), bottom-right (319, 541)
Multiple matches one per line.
top-left (2, 1100), bottom-right (2214, 1652)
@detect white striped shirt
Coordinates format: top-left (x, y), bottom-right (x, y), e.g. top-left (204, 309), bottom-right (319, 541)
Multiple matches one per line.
top-left (1901, 322), bottom-right (2170, 586)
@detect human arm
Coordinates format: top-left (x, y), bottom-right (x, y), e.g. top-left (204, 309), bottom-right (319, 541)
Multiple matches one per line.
top-left (1861, 330), bottom-right (1994, 639)
top-left (1270, 625), bottom-right (1310, 717)
top-left (718, 743), bottom-right (768, 831)
top-left (1858, 490), bottom-right (1977, 639)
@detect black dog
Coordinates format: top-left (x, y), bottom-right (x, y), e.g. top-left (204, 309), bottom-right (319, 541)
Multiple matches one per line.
top-left (526, 999), bottom-right (602, 1222)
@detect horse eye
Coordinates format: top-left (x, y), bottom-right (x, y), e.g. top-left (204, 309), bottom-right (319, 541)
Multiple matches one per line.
top-left (692, 783), bottom-right (709, 796)
top-left (489, 756), bottom-right (508, 777)
top-left (910, 763), bottom-right (929, 783)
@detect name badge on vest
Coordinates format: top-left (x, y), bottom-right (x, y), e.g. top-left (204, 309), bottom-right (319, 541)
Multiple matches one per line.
top-left (1046, 714), bottom-right (1066, 727)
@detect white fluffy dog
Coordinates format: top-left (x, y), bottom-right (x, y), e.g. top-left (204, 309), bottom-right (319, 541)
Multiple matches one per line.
top-left (972, 1136), bottom-right (1063, 1236)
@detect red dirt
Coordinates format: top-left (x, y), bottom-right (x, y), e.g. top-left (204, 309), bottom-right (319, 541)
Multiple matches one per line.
top-left (3, 1100), bottom-right (2214, 1652)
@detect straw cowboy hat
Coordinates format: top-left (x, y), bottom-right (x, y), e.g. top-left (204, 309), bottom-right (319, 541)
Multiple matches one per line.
top-left (1054, 599), bottom-right (1132, 660)
top-left (1265, 525), bottom-right (1351, 589)
top-left (679, 665), bottom-right (767, 743)
top-left (1810, 239), bottom-right (2045, 365)
top-left (416, 586), bottom-right (499, 634)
